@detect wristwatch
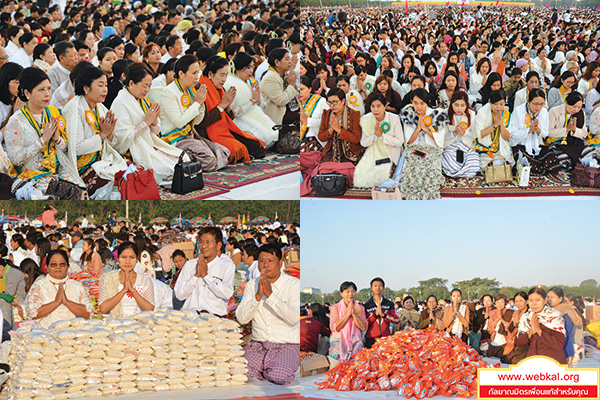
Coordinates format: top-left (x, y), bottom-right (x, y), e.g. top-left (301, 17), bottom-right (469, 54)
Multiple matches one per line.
top-left (217, 106), bottom-right (224, 113)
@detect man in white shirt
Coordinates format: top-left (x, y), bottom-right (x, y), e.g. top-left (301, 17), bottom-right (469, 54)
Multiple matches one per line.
top-left (174, 227), bottom-right (234, 317)
top-left (161, 35), bottom-right (183, 63)
top-left (10, 32), bottom-right (36, 68)
top-left (237, 244), bottom-right (300, 385)
top-left (47, 41), bottom-right (77, 92)
top-left (24, 232), bottom-right (40, 264)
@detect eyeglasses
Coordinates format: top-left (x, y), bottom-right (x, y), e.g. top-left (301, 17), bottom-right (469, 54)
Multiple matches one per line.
top-left (327, 100), bottom-right (340, 106)
top-left (530, 101), bottom-right (545, 107)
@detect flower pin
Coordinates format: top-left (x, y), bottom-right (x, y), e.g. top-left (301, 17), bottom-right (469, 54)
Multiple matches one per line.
top-left (524, 113), bottom-right (531, 127)
top-left (84, 110), bottom-right (95, 126)
top-left (57, 116), bottom-right (66, 131)
top-left (423, 115), bottom-right (433, 127)
top-left (180, 94), bottom-right (191, 108)
top-left (381, 121), bottom-right (391, 133)
top-left (458, 121), bottom-right (469, 130)
top-left (349, 94), bottom-right (358, 105)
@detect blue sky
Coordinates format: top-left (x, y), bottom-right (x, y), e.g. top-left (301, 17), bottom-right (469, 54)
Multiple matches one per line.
top-left (301, 201), bottom-right (599, 294)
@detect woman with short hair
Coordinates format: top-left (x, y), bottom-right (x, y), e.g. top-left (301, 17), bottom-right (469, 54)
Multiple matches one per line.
top-left (328, 281), bottom-right (367, 365)
top-left (25, 249), bottom-right (94, 328)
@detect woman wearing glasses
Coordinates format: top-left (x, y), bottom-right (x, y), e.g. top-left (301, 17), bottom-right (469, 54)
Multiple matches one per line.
top-left (317, 87), bottom-right (363, 164)
top-left (223, 52), bottom-right (278, 149)
top-left (509, 88), bottom-right (561, 175)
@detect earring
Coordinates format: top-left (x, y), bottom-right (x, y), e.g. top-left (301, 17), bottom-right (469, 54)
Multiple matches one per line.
top-left (85, 90), bottom-right (89, 94)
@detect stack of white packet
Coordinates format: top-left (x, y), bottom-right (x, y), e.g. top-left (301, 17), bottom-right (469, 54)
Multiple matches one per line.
top-left (4, 309), bottom-right (246, 399)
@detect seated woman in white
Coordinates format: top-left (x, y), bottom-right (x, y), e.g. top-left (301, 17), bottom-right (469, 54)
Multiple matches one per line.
top-left (111, 63), bottom-right (182, 186)
top-left (159, 54), bottom-right (229, 171)
top-left (354, 93), bottom-right (404, 188)
top-left (547, 92), bottom-right (593, 169)
top-left (510, 88), bottom-right (560, 175)
top-left (473, 89), bottom-right (514, 169)
top-left (590, 107), bottom-right (600, 141)
top-left (148, 58), bottom-right (177, 104)
top-left (63, 66), bottom-right (128, 197)
top-left (299, 76), bottom-right (328, 153)
top-left (223, 52), bottom-right (278, 149)
top-left (336, 75), bottom-right (365, 116)
top-left (99, 241), bottom-right (154, 319)
top-left (399, 88), bottom-right (447, 200)
top-left (584, 81), bottom-right (600, 125)
top-left (532, 49), bottom-right (553, 85)
top-left (514, 71), bottom-right (548, 111)
top-left (26, 249), bottom-right (94, 329)
top-left (469, 58), bottom-right (490, 97)
top-left (576, 61), bottom-right (599, 100)
top-left (5, 67), bottom-right (84, 193)
top-left (442, 91), bottom-right (479, 178)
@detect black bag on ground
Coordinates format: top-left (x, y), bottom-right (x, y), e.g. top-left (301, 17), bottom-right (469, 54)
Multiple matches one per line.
top-left (311, 173), bottom-right (348, 197)
top-left (172, 150), bottom-right (204, 194)
top-left (274, 121), bottom-right (300, 154)
top-left (46, 177), bottom-right (89, 199)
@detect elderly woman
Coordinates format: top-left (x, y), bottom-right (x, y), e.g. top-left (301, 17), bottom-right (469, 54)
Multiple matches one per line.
top-left (198, 55), bottom-right (265, 163)
top-left (98, 241), bottom-right (154, 318)
top-left (261, 48), bottom-right (299, 126)
top-left (25, 249), bottom-right (93, 328)
top-left (443, 288), bottom-right (469, 343)
top-left (317, 87), bottom-right (363, 165)
top-left (328, 281), bottom-right (366, 367)
top-left (515, 286), bottom-right (566, 364)
top-left (354, 93), bottom-right (404, 188)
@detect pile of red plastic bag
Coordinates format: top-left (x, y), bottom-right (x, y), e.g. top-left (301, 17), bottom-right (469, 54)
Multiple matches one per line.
top-left (317, 327), bottom-right (500, 398)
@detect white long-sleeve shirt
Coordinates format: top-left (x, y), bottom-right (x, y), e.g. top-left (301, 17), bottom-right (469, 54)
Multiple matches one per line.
top-left (173, 255), bottom-right (235, 316)
top-left (236, 273), bottom-right (299, 344)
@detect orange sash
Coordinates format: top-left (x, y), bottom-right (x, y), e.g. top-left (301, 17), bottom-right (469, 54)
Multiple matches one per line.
top-left (198, 75), bottom-right (265, 163)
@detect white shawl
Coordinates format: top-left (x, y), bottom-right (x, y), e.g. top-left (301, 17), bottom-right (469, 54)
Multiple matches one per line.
top-left (111, 89), bottom-right (181, 183)
top-left (63, 95), bottom-right (128, 181)
top-left (473, 102), bottom-right (515, 165)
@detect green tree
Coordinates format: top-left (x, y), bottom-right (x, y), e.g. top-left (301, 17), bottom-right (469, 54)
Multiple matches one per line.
top-left (453, 277), bottom-right (501, 300)
top-left (581, 279), bottom-right (598, 287)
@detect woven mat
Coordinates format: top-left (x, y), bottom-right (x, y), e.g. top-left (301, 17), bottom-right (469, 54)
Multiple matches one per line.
top-left (440, 171), bottom-right (600, 198)
top-left (302, 171), bottom-right (600, 199)
top-left (203, 154), bottom-right (300, 189)
top-left (159, 185), bottom-right (229, 200)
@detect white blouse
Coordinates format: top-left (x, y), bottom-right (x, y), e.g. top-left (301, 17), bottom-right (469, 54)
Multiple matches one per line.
top-left (510, 103), bottom-right (549, 156)
top-left (25, 277), bottom-right (94, 329)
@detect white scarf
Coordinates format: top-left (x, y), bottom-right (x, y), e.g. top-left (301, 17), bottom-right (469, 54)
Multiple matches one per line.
top-left (33, 59), bottom-right (53, 73)
top-left (451, 304), bottom-right (467, 338)
top-left (518, 305), bottom-right (566, 336)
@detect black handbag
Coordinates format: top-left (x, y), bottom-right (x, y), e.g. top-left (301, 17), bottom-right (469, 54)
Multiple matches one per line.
top-left (311, 173), bottom-right (348, 197)
top-left (274, 121), bottom-right (300, 154)
top-left (172, 150), bottom-right (204, 194)
top-left (46, 177), bottom-right (89, 200)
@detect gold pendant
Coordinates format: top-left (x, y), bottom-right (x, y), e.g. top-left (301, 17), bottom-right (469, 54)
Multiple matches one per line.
top-left (561, 137), bottom-right (567, 145)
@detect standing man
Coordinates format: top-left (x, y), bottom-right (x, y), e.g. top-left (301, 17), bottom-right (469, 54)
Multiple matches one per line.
top-left (363, 277), bottom-right (400, 348)
top-left (174, 227), bottom-right (234, 317)
top-left (237, 244), bottom-right (300, 385)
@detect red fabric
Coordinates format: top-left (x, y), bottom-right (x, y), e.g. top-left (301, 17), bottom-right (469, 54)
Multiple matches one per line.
top-left (300, 317), bottom-right (330, 353)
top-left (300, 159), bottom-right (355, 196)
top-left (198, 75), bottom-right (264, 163)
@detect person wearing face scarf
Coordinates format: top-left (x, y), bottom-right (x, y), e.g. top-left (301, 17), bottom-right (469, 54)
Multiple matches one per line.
top-left (25, 249), bottom-right (93, 329)
top-left (515, 286), bottom-right (566, 364)
top-left (99, 241), bottom-right (154, 319)
top-left (510, 88), bottom-right (561, 175)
